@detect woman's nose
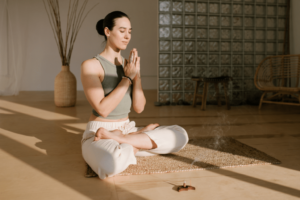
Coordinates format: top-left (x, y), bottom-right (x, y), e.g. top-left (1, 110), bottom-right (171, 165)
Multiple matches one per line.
top-left (124, 32), bottom-right (130, 39)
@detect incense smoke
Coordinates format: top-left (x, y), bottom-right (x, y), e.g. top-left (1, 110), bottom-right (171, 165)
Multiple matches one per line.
top-left (191, 112), bottom-right (235, 167)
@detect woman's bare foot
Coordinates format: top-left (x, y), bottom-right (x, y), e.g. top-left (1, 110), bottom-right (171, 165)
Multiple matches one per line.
top-left (141, 123), bottom-right (160, 132)
top-left (93, 128), bottom-right (141, 153)
top-left (128, 123), bottom-right (160, 135)
top-left (94, 128), bottom-right (124, 141)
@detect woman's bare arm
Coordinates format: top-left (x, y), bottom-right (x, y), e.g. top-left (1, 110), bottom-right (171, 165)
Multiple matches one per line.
top-left (132, 74), bottom-right (146, 113)
top-left (81, 59), bottom-right (132, 118)
top-left (128, 50), bottom-right (146, 113)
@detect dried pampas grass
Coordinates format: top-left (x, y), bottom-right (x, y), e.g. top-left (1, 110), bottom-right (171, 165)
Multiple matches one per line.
top-left (43, 0), bottom-right (98, 66)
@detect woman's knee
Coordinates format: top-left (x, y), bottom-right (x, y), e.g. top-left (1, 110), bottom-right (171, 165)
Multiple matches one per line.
top-left (83, 141), bottom-right (137, 179)
top-left (172, 125), bottom-right (189, 148)
top-left (99, 143), bottom-right (136, 179)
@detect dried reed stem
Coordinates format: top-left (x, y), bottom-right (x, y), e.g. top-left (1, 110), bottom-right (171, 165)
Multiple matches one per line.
top-left (43, 0), bottom-right (98, 66)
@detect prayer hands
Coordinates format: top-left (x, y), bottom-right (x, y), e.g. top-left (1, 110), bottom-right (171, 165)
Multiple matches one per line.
top-left (124, 48), bottom-right (140, 80)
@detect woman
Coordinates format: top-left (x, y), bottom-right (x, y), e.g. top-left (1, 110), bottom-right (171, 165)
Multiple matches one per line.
top-left (81, 11), bottom-right (188, 180)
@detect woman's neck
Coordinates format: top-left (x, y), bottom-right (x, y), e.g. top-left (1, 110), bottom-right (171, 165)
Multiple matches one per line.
top-left (100, 45), bottom-right (122, 65)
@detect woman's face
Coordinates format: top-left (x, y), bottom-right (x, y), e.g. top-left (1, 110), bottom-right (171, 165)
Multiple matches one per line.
top-left (105, 17), bottom-right (132, 50)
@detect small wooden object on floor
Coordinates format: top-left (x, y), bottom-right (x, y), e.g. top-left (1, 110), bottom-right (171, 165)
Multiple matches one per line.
top-left (192, 76), bottom-right (232, 110)
top-left (177, 181), bottom-right (196, 192)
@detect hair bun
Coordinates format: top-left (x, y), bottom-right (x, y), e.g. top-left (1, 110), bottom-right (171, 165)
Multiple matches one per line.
top-left (96, 19), bottom-right (105, 35)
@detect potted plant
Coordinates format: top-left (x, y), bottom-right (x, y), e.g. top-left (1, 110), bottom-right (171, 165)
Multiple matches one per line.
top-left (43, 0), bottom-right (97, 107)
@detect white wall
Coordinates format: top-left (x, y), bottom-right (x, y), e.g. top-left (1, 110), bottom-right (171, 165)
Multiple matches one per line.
top-left (290, 0), bottom-right (300, 54)
top-left (8, 0), bottom-right (300, 91)
top-left (16, 0), bottom-right (158, 91)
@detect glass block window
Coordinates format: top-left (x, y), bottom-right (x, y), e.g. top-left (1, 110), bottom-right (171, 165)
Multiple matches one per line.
top-left (158, 0), bottom-right (287, 104)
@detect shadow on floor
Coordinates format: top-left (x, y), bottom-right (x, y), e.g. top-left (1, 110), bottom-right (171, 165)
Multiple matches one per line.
top-left (0, 107), bottom-right (147, 200)
top-left (159, 153), bottom-right (300, 198)
top-left (0, 95), bottom-right (300, 198)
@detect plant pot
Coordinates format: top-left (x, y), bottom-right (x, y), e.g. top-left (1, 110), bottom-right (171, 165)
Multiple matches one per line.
top-left (54, 65), bottom-right (77, 107)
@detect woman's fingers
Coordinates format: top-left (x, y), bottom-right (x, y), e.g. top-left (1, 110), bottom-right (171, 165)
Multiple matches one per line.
top-left (134, 57), bottom-right (139, 69)
top-left (134, 57), bottom-right (138, 65)
top-left (124, 57), bottom-right (137, 79)
top-left (129, 48), bottom-right (138, 64)
top-left (134, 49), bottom-right (138, 60)
top-left (133, 50), bottom-right (136, 65)
top-left (126, 49), bottom-right (140, 78)
top-left (129, 50), bottom-right (133, 63)
top-left (132, 48), bottom-right (138, 65)
top-left (128, 48), bottom-right (137, 64)
top-left (129, 51), bottom-right (134, 63)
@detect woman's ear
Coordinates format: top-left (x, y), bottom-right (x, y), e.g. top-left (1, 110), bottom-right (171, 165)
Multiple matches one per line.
top-left (104, 27), bottom-right (110, 38)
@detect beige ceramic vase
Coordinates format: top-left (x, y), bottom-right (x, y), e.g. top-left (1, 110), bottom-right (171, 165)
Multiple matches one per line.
top-left (54, 65), bottom-right (77, 107)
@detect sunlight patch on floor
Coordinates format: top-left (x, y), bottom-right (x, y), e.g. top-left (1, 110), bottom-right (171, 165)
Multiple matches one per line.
top-left (0, 157), bottom-right (88, 200)
top-left (61, 127), bottom-right (82, 135)
top-left (0, 100), bottom-right (78, 120)
top-left (0, 128), bottom-right (47, 155)
top-left (63, 123), bottom-right (87, 132)
top-left (0, 108), bottom-right (13, 114)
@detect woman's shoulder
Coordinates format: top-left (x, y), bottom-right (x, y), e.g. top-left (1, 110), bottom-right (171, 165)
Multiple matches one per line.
top-left (81, 58), bottom-right (99, 67)
top-left (81, 58), bottom-right (103, 75)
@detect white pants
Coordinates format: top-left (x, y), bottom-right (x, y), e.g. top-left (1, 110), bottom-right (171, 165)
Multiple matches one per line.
top-left (81, 120), bottom-right (189, 179)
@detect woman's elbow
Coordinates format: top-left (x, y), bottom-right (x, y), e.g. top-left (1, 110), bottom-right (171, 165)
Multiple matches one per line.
top-left (95, 108), bottom-right (109, 118)
top-left (133, 106), bottom-right (144, 114)
top-left (135, 101), bottom-right (146, 113)
top-left (135, 109), bottom-right (144, 114)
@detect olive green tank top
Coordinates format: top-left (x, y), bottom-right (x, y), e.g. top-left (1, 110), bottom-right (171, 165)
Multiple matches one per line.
top-left (92, 54), bottom-right (132, 119)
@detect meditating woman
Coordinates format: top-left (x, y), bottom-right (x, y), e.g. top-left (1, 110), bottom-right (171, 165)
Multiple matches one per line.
top-left (80, 11), bottom-right (189, 179)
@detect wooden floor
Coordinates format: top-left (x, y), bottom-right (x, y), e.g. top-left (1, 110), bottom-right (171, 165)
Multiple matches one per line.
top-left (0, 90), bottom-right (300, 200)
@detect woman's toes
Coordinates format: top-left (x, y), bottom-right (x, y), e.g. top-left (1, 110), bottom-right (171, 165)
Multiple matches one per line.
top-left (96, 127), bottom-right (104, 135)
top-left (149, 123), bottom-right (159, 129)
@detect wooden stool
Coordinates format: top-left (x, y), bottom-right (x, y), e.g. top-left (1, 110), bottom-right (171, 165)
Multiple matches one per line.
top-left (191, 76), bottom-right (232, 110)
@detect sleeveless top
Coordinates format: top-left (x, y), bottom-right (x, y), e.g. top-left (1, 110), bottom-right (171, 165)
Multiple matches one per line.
top-left (92, 54), bottom-right (132, 119)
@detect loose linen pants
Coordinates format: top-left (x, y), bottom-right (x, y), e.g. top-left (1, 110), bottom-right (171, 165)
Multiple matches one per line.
top-left (81, 120), bottom-right (189, 179)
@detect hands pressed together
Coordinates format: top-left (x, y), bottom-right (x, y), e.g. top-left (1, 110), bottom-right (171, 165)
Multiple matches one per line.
top-left (124, 48), bottom-right (140, 81)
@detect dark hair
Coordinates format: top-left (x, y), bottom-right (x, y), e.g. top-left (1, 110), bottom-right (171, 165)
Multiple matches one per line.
top-left (96, 11), bottom-right (130, 41)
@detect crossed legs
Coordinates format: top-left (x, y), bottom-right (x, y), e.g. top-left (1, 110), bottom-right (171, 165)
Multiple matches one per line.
top-left (93, 123), bottom-right (160, 154)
